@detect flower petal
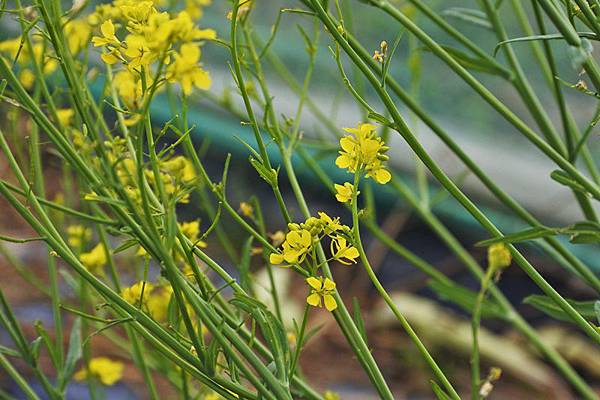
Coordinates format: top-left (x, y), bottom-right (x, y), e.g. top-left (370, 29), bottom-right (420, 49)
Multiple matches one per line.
top-left (306, 277), bottom-right (322, 290)
top-left (323, 294), bottom-right (338, 311)
top-left (306, 293), bottom-right (321, 307)
top-left (323, 278), bottom-right (336, 291)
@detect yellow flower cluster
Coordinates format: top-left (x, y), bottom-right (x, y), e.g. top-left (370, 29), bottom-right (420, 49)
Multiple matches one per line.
top-left (122, 281), bottom-right (173, 322)
top-left (269, 212), bottom-right (359, 312)
top-left (108, 145), bottom-right (197, 206)
top-left (269, 212), bottom-right (357, 267)
top-left (336, 123), bottom-right (391, 185)
top-left (0, 36), bottom-right (58, 89)
top-left (74, 357), bottom-right (124, 385)
top-left (90, 0), bottom-right (215, 106)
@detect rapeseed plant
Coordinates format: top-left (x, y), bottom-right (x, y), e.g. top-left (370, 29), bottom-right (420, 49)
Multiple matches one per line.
top-left (0, 0), bottom-right (599, 399)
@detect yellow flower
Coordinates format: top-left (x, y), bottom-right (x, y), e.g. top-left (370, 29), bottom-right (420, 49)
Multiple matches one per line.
top-left (239, 202), bottom-right (254, 218)
top-left (56, 108), bottom-right (75, 127)
top-left (318, 212), bottom-right (348, 235)
top-left (185, 0), bottom-right (211, 19)
top-left (488, 243), bottom-right (511, 271)
top-left (170, 11), bottom-right (217, 42)
top-left (19, 69), bottom-right (35, 89)
top-left (146, 285), bottom-right (173, 321)
top-left (166, 43), bottom-right (211, 95)
top-left (64, 19), bottom-right (92, 54)
top-left (92, 19), bottom-right (122, 64)
top-left (74, 357), bottom-right (124, 385)
top-left (334, 182), bottom-right (355, 203)
top-left (161, 156), bottom-right (196, 183)
top-left (79, 243), bottom-right (107, 275)
top-left (306, 277), bottom-right (337, 311)
top-left (336, 122), bottom-right (391, 184)
top-left (92, 20), bottom-right (119, 47)
top-left (87, 4), bottom-right (121, 27)
top-left (331, 236), bottom-right (359, 265)
top-left (67, 225), bottom-right (92, 248)
top-left (269, 229), bottom-right (312, 265)
top-left (179, 220), bottom-right (207, 248)
top-left (287, 331), bottom-right (297, 346)
top-left (123, 34), bottom-right (153, 69)
top-left (113, 69), bottom-right (144, 109)
top-left (324, 391), bottom-right (340, 400)
top-left (121, 281), bottom-right (154, 305)
top-left (0, 37), bottom-right (22, 60)
top-left (268, 230), bottom-right (285, 247)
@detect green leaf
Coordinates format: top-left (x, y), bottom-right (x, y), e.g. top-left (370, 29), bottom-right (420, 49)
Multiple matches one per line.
top-left (595, 301), bottom-right (600, 325)
top-left (63, 317), bottom-right (82, 380)
top-left (429, 281), bottom-right (505, 319)
top-left (476, 226), bottom-right (556, 246)
top-left (523, 295), bottom-right (598, 323)
top-left (431, 380), bottom-right (453, 400)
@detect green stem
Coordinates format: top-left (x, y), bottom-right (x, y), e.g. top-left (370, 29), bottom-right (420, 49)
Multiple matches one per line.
top-left (470, 267), bottom-right (494, 400)
top-left (351, 173), bottom-right (460, 400)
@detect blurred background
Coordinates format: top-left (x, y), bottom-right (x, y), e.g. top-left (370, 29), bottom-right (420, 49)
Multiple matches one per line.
top-left (1, 0), bottom-right (600, 398)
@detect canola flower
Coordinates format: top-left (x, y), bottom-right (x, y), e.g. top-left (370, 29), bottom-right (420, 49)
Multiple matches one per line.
top-left (90, 1), bottom-right (215, 101)
top-left (336, 123), bottom-right (391, 184)
top-left (269, 212), bottom-right (359, 269)
top-left (179, 220), bottom-right (207, 248)
top-left (74, 357), bottom-right (124, 385)
top-left (79, 243), bottom-right (108, 275)
top-left (122, 281), bottom-right (173, 322)
top-left (269, 229), bottom-right (312, 265)
top-left (306, 276), bottom-right (338, 311)
top-left (239, 201), bottom-right (254, 218)
top-left (334, 182), bottom-right (355, 203)
top-left (121, 281), bottom-right (154, 305)
top-left (64, 19), bottom-right (92, 54)
top-left (67, 225), bottom-right (92, 248)
top-left (330, 236), bottom-right (360, 265)
top-left (185, 0), bottom-right (212, 19)
top-left (0, 35), bottom-right (58, 89)
top-left (166, 43), bottom-right (211, 95)
top-left (56, 108), bottom-right (75, 127)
